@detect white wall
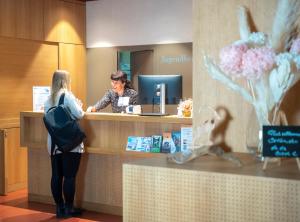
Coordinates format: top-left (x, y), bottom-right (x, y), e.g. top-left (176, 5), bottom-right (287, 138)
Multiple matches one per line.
top-left (86, 0), bottom-right (192, 48)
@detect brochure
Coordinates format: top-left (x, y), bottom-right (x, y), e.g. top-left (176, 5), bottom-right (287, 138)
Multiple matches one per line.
top-left (181, 126), bottom-right (193, 152)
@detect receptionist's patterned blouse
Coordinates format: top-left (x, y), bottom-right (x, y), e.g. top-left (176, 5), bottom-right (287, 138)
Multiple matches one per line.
top-left (94, 88), bottom-right (138, 113)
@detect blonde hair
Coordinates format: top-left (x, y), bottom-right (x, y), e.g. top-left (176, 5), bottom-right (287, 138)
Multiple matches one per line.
top-left (50, 70), bottom-right (71, 105)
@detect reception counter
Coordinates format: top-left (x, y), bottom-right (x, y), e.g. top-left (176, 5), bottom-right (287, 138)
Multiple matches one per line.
top-left (20, 111), bottom-right (192, 215)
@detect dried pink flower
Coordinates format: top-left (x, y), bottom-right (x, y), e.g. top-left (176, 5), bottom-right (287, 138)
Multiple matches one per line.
top-left (242, 47), bottom-right (275, 80)
top-left (219, 44), bottom-right (248, 77)
top-left (290, 38), bottom-right (300, 54)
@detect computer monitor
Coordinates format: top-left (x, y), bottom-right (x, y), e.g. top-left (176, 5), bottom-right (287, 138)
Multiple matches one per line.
top-left (138, 74), bottom-right (182, 105)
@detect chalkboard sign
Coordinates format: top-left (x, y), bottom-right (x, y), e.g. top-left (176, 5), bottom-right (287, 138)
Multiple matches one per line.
top-left (263, 126), bottom-right (300, 157)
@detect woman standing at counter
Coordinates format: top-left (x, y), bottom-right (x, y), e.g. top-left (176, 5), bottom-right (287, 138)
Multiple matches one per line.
top-left (87, 70), bottom-right (138, 113)
top-left (44, 70), bottom-right (84, 218)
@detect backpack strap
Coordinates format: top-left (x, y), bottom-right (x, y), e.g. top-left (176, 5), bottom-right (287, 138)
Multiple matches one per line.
top-left (51, 137), bottom-right (55, 156)
top-left (50, 93), bottom-right (65, 156)
top-left (58, 93), bottom-right (65, 105)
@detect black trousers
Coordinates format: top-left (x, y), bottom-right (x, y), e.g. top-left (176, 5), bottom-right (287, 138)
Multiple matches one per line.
top-left (50, 152), bottom-right (81, 207)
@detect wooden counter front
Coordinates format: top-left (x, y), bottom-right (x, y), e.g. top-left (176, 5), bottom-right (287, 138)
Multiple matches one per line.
top-left (0, 118), bottom-right (27, 195)
top-left (20, 111), bottom-right (191, 215)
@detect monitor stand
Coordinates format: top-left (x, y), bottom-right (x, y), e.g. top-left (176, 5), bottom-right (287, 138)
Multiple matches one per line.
top-left (139, 84), bottom-right (168, 116)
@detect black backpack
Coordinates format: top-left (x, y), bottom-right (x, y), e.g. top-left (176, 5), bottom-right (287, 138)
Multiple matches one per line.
top-left (43, 93), bottom-right (86, 156)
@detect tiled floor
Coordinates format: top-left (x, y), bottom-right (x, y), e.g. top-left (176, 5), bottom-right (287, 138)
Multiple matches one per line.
top-left (0, 189), bottom-right (122, 222)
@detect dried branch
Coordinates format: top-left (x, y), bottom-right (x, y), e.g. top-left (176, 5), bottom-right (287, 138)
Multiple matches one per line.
top-left (237, 6), bottom-right (251, 41)
top-left (271, 0), bottom-right (300, 52)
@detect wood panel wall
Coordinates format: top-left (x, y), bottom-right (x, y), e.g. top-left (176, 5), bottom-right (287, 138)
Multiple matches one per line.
top-left (0, 37), bottom-right (58, 122)
top-left (0, 0), bottom-right (44, 40)
top-left (44, 0), bottom-right (86, 44)
top-left (0, 0), bottom-right (86, 194)
top-left (87, 47), bottom-right (118, 112)
top-left (0, 0), bottom-right (86, 124)
top-left (0, 0), bottom-right (85, 42)
top-left (193, 0), bottom-right (300, 152)
top-left (59, 43), bottom-right (87, 107)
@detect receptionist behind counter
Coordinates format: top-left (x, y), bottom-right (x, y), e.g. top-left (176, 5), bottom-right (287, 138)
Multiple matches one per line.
top-left (87, 70), bottom-right (138, 113)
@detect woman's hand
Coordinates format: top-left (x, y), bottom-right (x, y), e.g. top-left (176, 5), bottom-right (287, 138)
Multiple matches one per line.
top-left (86, 106), bottom-right (96, 112)
top-left (76, 98), bottom-right (83, 107)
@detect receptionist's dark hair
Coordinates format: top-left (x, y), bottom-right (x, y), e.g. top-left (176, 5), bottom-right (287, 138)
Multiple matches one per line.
top-left (110, 70), bottom-right (133, 89)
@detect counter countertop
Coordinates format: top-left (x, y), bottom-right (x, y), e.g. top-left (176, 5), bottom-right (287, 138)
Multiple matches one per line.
top-left (20, 111), bottom-right (192, 124)
top-left (124, 153), bottom-right (300, 181)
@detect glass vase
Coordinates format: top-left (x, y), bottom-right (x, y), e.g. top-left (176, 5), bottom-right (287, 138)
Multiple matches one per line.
top-left (246, 107), bottom-right (263, 160)
top-left (246, 106), bottom-right (287, 160)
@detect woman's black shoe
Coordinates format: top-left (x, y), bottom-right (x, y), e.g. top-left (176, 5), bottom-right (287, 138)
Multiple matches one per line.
top-left (56, 205), bottom-right (65, 218)
top-left (64, 206), bottom-right (82, 218)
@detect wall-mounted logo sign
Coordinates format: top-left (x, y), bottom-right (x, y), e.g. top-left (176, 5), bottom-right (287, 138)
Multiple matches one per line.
top-left (263, 125), bottom-right (300, 157)
top-left (161, 55), bottom-right (192, 64)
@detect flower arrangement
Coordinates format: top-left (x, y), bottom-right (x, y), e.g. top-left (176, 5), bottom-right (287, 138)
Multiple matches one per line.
top-left (203, 0), bottom-right (300, 153)
top-left (177, 98), bottom-right (193, 117)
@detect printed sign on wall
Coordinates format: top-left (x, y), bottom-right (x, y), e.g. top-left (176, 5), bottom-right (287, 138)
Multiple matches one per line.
top-left (33, 86), bottom-right (50, 111)
top-left (263, 126), bottom-right (300, 157)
